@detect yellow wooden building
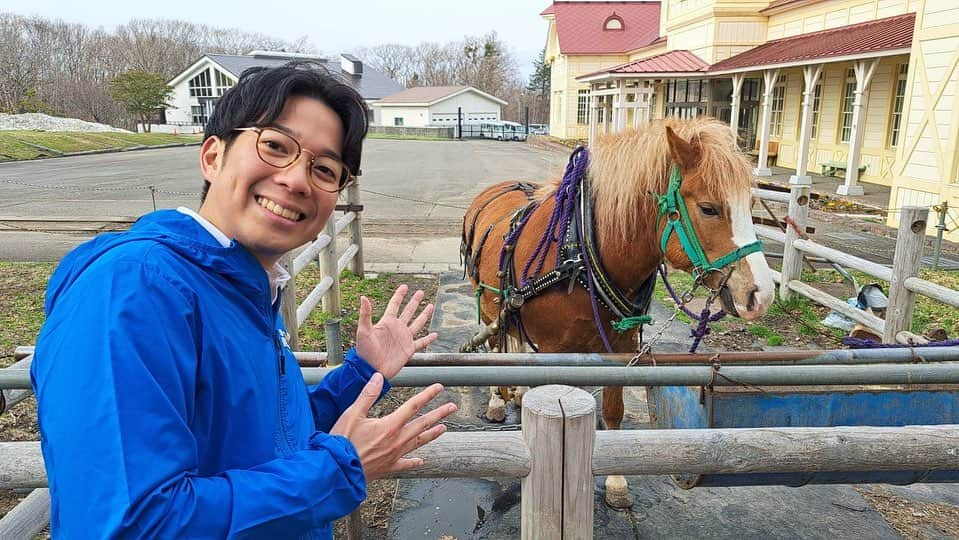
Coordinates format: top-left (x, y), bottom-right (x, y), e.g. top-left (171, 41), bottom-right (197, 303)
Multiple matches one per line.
top-left (542, 0), bottom-right (959, 241)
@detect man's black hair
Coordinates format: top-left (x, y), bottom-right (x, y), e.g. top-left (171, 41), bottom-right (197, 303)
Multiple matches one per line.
top-left (201, 60), bottom-right (369, 201)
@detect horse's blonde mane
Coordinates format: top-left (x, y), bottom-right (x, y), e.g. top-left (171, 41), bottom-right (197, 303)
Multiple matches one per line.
top-left (541, 117), bottom-right (755, 245)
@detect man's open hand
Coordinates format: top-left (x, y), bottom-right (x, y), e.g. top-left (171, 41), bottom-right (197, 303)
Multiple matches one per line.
top-left (331, 374), bottom-right (457, 480)
top-left (355, 285), bottom-right (437, 378)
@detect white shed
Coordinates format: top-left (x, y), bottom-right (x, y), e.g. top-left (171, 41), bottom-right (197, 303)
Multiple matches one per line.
top-left (372, 86), bottom-right (507, 127)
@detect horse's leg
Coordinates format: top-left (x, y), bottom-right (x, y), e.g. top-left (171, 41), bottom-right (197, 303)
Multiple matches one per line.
top-left (602, 386), bottom-right (633, 508)
top-left (487, 386), bottom-right (507, 422)
top-left (505, 334), bottom-right (530, 409)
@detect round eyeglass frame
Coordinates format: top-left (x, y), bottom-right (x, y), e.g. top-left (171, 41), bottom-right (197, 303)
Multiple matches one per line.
top-left (234, 126), bottom-right (353, 193)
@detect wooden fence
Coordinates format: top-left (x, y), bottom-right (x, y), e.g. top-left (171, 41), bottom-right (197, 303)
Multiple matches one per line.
top-left (752, 186), bottom-right (959, 343)
top-left (279, 181), bottom-right (365, 351)
top-left (2, 385), bottom-right (958, 539)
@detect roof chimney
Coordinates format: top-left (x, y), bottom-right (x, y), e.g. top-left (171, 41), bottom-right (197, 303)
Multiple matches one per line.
top-left (340, 54), bottom-right (363, 76)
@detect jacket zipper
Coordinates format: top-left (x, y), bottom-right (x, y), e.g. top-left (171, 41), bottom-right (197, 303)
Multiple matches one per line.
top-left (274, 329), bottom-right (296, 456)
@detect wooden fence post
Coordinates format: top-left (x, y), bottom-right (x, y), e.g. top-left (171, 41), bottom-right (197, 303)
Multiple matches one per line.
top-left (521, 385), bottom-right (596, 540)
top-left (347, 177), bottom-right (365, 276)
top-left (0, 488), bottom-right (49, 539)
top-left (779, 185), bottom-right (810, 302)
top-left (883, 206), bottom-right (929, 343)
top-left (319, 216), bottom-right (341, 316)
top-left (279, 253), bottom-right (299, 350)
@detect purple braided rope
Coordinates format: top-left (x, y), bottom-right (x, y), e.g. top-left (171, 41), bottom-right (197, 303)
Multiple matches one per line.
top-left (519, 147), bottom-right (589, 286)
top-left (842, 336), bottom-right (959, 349)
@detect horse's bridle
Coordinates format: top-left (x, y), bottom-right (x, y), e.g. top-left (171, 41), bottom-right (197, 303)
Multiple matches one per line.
top-left (656, 165), bottom-right (763, 288)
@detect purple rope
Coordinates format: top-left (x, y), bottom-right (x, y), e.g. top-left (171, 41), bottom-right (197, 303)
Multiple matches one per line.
top-left (842, 337), bottom-right (959, 349)
top-left (658, 264), bottom-right (727, 353)
top-left (519, 147), bottom-right (589, 286)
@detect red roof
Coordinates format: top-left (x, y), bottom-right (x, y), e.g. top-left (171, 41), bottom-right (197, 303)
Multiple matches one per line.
top-left (710, 13), bottom-right (915, 72)
top-left (545, 1), bottom-right (661, 55)
top-left (578, 50), bottom-right (708, 79)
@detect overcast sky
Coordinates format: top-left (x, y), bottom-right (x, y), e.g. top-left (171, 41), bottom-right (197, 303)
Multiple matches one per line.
top-left (6, 0), bottom-right (553, 79)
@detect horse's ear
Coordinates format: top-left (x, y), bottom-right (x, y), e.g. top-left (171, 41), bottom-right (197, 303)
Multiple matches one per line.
top-left (665, 126), bottom-right (702, 170)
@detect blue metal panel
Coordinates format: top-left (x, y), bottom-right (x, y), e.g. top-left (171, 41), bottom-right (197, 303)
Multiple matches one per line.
top-left (647, 385), bottom-right (959, 487)
top-left (646, 386), bottom-right (708, 429)
top-left (711, 390), bottom-right (959, 428)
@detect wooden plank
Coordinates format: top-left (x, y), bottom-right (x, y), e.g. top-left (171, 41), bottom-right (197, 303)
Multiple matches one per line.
top-left (884, 207), bottom-right (929, 343)
top-left (334, 211), bottom-right (355, 236)
top-left (755, 224), bottom-right (786, 243)
top-left (787, 280), bottom-right (885, 333)
top-left (521, 385), bottom-right (566, 540)
top-left (346, 182), bottom-right (365, 276)
top-left (751, 188), bottom-right (791, 203)
top-left (390, 432), bottom-right (529, 478)
top-left (292, 234), bottom-right (332, 276)
top-left (0, 488), bottom-right (49, 539)
top-left (336, 244), bottom-right (359, 276)
top-left (592, 425), bottom-right (959, 476)
top-left (319, 217), bottom-right (341, 315)
top-left (279, 254), bottom-right (300, 342)
top-left (780, 186), bottom-right (810, 301)
top-left (904, 276), bottom-right (959, 308)
top-left (561, 388), bottom-right (595, 539)
top-left (793, 238), bottom-right (894, 281)
top-left (0, 442), bottom-right (45, 489)
top-left (2, 355), bottom-right (33, 415)
top-left (296, 276), bottom-right (334, 327)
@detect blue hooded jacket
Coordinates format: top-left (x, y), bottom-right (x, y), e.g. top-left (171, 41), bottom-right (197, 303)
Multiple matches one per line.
top-left (32, 209), bottom-right (387, 539)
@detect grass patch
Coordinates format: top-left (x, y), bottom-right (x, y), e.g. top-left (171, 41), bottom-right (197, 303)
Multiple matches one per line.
top-left (0, 263), bottom-right (52, 367)
top-left (292, 269), bottom-right (438, 351)
top-left (0, 131), bottom-right (201, 160)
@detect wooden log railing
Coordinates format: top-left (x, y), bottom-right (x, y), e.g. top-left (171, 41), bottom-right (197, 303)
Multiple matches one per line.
top-left (2, 385), bottom-right (958, 539)
top-left (753, 186), bottom-right (958, 343)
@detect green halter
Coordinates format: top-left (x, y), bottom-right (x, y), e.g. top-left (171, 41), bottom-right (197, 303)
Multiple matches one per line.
top-left (657, 165), bottom-right (763, 279)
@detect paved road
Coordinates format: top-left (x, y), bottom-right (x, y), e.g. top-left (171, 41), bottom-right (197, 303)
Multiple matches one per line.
top-left (0, 139), bottom-right (569, 261)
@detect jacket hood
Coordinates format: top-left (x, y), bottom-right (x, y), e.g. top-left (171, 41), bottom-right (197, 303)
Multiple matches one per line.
top-left (45, 210), bottom-right (269, 315)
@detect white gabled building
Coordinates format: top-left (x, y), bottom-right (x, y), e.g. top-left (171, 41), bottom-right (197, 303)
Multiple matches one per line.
top-left (164, 51), bottom-right (404, 128)
top-left (371, 86), bottom-right (507, 127)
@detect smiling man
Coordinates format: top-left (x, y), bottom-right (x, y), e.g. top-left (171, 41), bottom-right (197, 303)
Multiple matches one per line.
top-left (31, 62), bottom-right (456, 539)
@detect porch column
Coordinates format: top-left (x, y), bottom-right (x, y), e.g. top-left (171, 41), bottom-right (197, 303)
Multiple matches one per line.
top-left (617, 82), bottom-right (627, 131)
top-left (791, 64), bottom-right (823, 185)
top-left (604, 96), bottom-right (612, 134)
top-left (647, 81), bottom-right (656, 122)
top-left (755, 69), bottom-right (780, 177)
top-left (588, 88), bottom-right (597, 147)
top-left (838, 58), bottom-right (879, 196)
top-left (729, 73), bottom-right (744, 139)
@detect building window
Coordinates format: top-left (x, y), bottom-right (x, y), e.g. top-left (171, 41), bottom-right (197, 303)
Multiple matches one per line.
top-left (604, 15), bottom-right (624, 30)
top-left (809, 80), bottom-right (822, 139)
top-left (191, 105), bottom-right (207, 125)
top-left (840, 68), bottom-right (856, 143)
top-left (769, 75), bottom-right (786, 137)
top-left (889, 63), bottom-right (908, 148)
top-left (665, 79), bottom-right (708, 119)
top-left (189, 69), bottom-right (213, 98)
top-left (394, 117), bottom-right (404, 126)
top-left (577, 89), bottom-right (590, 125)
top-left (214, 69), bottom-right (234, 97)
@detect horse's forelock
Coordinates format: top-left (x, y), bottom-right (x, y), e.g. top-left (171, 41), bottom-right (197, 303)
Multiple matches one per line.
top-left (590, 117), bottom-right (755, 244)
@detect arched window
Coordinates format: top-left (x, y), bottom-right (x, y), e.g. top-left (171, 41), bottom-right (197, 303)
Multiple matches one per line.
top-left (604, 14), bottom-right (624, 31)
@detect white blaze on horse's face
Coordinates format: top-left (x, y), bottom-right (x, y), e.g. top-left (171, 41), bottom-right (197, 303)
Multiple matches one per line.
top-left (726, 191), bottom-right (775, 320)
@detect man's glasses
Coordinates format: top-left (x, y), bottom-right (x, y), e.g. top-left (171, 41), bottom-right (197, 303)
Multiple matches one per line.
top-left (234, 126), bottom-right (352, 193)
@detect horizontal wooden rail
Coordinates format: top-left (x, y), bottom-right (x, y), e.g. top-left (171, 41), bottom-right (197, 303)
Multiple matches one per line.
top-left (592, 425), bottom-right (959, 476)
top-left (292, 234), bottom-right (332, 276)
top-left (751, 188), bottom-right (791, 204)
top-left (6, 425), bottom-right (958, 489)
top-left (904, 277), bottom-right (959, 308)
top-left (793, 238), bottom-right (893, 281)
top-left (337, 244), bottom-right (359, 275)
top-left (334, 211), bottom-right (355, 235)
top-left (754, 224), bottom-right (786, 243)
top-left (296, 276), bottom-right (335, 327)
top-left (786, 279), bottom-right (885, 332)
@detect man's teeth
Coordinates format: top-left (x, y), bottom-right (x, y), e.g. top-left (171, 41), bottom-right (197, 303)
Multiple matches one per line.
top-left (257, 196), bottom-right (302, 221)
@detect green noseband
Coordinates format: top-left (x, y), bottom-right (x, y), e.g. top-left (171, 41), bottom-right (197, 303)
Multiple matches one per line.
top-left (656, 165), bottom-right (763, 279)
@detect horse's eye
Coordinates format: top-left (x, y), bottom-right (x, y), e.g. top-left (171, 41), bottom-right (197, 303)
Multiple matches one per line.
top-left (698, 203), bottom-right (720, 217)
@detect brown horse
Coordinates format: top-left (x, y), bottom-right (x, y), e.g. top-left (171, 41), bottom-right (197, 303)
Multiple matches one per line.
top-left (461, 117), bottom-right (775, 507)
